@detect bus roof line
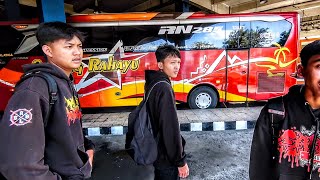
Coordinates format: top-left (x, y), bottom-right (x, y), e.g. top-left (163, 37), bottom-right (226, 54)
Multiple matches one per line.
top-left (69, 15), bottom-right (285, 27)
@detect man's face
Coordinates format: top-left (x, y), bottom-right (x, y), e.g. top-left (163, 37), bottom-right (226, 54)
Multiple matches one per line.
top-left (158, 55), bottom-right (181, 78)
top-left (43, 36), bottom-right (83, 76)
top-left (303, 54), bottom-right (320, 96)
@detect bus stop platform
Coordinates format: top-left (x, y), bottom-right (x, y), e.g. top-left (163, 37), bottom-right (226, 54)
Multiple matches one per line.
top-left (82, 106), bottom-right (263, 136)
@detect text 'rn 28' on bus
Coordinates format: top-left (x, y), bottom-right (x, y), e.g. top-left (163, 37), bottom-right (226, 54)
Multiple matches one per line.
top-left (0, 12), bottom-right (300, 110)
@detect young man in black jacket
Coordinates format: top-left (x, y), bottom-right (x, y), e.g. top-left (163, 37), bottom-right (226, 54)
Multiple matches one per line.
top-left (250, 40), bottom-right (320, 180)
top-left (0, 22), bottom-right (94, 180)
top-left (145, 45), bottom-right (189, 180)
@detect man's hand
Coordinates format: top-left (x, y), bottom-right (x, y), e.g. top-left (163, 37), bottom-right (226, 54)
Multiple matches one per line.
top-left (178, 163), bottom-right (189, 178)
top-left (86, 149), bottom-right (94, 167)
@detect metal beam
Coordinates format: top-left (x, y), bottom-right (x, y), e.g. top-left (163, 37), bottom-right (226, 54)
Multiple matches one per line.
top-left (301, 29), bottom-right (320, 39)
top-left (190, 0), bottom-right (229, 14)
top-left (19, 0), bottom-right (37, 7)
top-left (19, 0), bottom-right (93, 15)
top-left (64, 3), bottom-right (94, 14)
top-left (212, 3), bottom-right (229, 14)
top-left (125, 0), bottom-right (162, 12)
top-left (231, 0), bottom-right (317, 13)
top-left (266, 1), bottom-right (320, 18)
top-left (211, 0), bottom-right (229, 3)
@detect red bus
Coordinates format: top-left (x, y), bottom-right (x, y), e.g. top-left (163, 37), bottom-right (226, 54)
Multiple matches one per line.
top-left (0, 12), bottom-right (299, 110)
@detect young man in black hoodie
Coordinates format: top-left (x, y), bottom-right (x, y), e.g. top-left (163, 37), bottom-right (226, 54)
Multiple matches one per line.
top-left (250, 40), bottom-right (320, 180)
top-left (0, 22), bottom-right (94, 180)
top-left (145, 45), bottom-right (189, 180)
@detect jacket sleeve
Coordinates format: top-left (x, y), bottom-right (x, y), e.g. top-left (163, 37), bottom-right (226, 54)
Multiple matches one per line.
top-left (157, 86), bottom-right (186, 167)
top-left (249, 105), bottom-right (274, 180)
top-left (0, 88), bottom-right (61, 180)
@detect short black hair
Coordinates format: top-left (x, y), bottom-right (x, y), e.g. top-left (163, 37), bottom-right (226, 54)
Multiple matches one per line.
top-left (155, 44), bottom-right (181, 63)
top-left (300, 40), bottom-right (320, 68)
top-left (36, 21), bottom-right (85, 47)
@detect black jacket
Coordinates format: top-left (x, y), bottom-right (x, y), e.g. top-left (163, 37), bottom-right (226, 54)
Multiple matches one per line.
top-left (250, 85), bottom-right (320, 180)
top-left (145, 70), bottom-right (186, 168)
top-left (0, 63), bottom-right (94, 180)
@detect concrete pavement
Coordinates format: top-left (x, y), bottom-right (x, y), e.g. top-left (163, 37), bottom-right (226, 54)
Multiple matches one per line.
top-left (82, 106), bottom-right (263, 129)
top-left (87, 130), bottom-right (254, 180)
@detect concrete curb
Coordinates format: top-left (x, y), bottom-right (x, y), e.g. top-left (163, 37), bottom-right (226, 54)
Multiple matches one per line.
top-left (83, 120), bottom-right (256, 136)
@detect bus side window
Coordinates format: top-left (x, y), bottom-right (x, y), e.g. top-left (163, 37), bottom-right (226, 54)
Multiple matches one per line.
top-left (250, 20), bottom-right (292, 48)
top-left (180, 22), bottom-right (226, 51)
top-left (117, 25), bottom-right (172, 53)
top-left (224, 21), bottom-right (251, 49)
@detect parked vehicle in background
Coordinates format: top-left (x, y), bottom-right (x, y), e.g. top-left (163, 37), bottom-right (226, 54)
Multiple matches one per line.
top-left (0, 12), bottom-right (299, 110)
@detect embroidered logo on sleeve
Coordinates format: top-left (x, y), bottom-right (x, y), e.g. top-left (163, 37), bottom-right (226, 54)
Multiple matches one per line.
top-left (10, 109), bottom-right (33, 126)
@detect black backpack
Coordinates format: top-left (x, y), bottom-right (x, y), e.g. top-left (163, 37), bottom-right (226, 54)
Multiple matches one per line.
top-left (267, 96), bottom-right (285, 162)
top-left (15, 71), bottom-right (58, 127)
top-left (125, 81), bottom-right (170, 165)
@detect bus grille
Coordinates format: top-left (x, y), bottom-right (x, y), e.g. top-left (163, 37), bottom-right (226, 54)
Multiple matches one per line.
top-left (257, 72), bottom-right (285, 93)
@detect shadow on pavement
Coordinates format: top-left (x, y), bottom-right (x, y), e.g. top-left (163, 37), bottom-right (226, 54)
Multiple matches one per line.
top-left (88, 137), bottom-right (154, 180)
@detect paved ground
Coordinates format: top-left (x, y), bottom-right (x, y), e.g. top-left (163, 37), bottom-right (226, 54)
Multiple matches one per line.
top-left (84, 105), bottom-right (261, 180)
top-left (82, 106), bottom-right (263, 128)
top-left (0, 105), bottom-right (261, 180)
top-left (87, 129), bottom-right (254, 180)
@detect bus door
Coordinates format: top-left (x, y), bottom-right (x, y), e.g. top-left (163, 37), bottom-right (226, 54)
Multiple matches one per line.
top-left (225, 49), bottom-right (250, 102)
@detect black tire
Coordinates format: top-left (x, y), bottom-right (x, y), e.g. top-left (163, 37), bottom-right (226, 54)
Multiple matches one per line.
top-left (188, 86), bottom-right (218, 109)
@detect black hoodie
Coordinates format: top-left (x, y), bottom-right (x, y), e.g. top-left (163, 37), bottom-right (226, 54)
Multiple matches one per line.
top-left (250, 85), bottom-right (320, 180)
top-left (145, 70), bottom-right (186, 168)
top-left (0, 63), bottom-right (94, 180)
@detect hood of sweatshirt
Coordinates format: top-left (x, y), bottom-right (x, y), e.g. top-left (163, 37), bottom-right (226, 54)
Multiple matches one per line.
top-left (22, 63), bottom-right (72, 81)
top-left (145, 70), bottom-right (171, 88)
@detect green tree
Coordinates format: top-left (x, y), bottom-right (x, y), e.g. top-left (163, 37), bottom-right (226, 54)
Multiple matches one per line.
top-left (277, 30), bottom-right (290, 46)
top-left (192, 41), bottom-right (215, 50)
top-left (223, 27), bottom-right (269, 48)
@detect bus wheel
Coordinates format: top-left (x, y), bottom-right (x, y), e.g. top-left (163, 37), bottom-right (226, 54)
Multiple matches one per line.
top-left (188, 86), bottom-right (218, 109)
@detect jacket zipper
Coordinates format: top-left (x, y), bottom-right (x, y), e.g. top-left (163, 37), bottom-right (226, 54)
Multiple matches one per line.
top-left (307, 104), bottom-right (319, 179)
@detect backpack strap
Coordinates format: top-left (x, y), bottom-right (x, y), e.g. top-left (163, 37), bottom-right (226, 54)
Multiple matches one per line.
top-left (144, 80), bottom-right (171, 103)
top-left (17, 71), bottom-right (58, 127)
top-left (267, 96), bottom-right (285, 162)
top-left (144, 80), bottom-right (171, 140)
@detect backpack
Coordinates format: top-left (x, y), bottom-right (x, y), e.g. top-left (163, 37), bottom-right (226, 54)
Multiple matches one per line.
top-left (125, 80), bottom-right (170, 165)
top-left (15, 71), bottom-right (58, 127)
top-left (267, 96), bottom-right (285, 163)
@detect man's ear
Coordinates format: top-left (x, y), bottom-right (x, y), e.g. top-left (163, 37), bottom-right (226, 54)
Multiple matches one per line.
top-left (42, 45), bottom-right (53, 58)
top-left (157, 62), bottom-right (163, 70)
top-left (297, 63), bottom-right (304, 78)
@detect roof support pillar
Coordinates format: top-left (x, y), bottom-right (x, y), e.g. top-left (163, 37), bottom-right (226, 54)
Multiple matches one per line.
top-left (36, 0), bottom-right (66, 22)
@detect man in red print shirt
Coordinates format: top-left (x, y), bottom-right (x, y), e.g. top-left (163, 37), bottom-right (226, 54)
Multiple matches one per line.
top-left (250, 40), bottom-right (320, 180)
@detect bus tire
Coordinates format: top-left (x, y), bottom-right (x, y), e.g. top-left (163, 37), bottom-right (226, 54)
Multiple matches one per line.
top-left (188, 86), bottom-right (218, 109)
